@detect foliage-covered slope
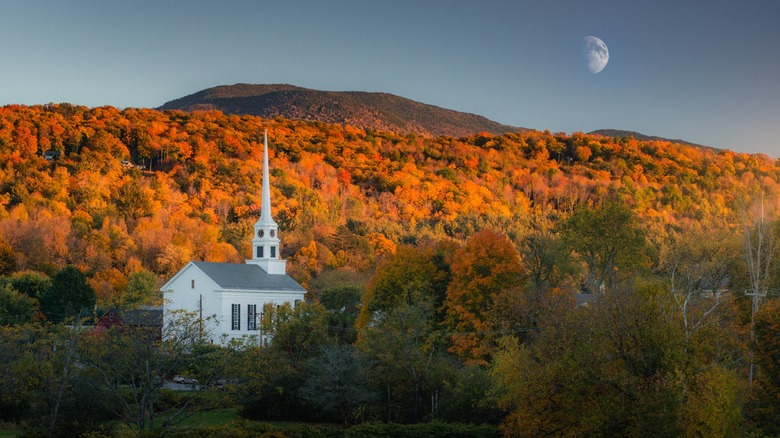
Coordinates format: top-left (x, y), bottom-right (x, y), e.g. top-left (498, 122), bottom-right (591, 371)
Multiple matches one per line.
top-left (0, 103), bottom-right (778, 302)
top-left (158, 84), bottom-right (523, 137)
top-left (589, 129), bottom-right (716, 151)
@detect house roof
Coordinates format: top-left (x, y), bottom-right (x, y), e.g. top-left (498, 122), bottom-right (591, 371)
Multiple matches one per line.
top-left (192, 261), bottom-right (306, 293)
top-left (124, 307), bottom-right (164, 327)
top-left (97, 306), bottom-right (163, 327)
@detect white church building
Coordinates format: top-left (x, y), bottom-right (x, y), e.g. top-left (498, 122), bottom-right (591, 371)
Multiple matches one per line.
top-left (161, 131), bottom-right (306, 344)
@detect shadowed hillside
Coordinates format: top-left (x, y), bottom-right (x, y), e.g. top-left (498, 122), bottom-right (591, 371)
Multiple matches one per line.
top-left (159, 83), bottom-right (524, 137)
top-left (589, 129), bottom-right (718, 152)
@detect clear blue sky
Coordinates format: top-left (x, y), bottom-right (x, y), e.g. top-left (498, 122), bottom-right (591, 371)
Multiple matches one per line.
top-left (0, 0), bottom-right (778, 156)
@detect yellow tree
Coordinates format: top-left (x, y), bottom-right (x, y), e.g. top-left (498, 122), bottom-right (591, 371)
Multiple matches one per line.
top-left (357, 242), bottom-right (452, 330)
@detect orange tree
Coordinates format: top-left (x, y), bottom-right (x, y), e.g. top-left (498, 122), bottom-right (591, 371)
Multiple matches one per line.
top-left (443, 229), bottom-right (523, 365)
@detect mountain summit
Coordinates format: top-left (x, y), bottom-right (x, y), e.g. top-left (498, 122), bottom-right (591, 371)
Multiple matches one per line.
top-left (159, 84), bottom-right (523, 137)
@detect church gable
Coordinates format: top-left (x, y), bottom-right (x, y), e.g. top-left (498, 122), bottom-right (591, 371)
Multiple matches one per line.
top-left (160, 262), bottom-right (220, 293)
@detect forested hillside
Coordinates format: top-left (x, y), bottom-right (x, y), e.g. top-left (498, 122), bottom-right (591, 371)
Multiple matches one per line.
top-left (0, 103), bottom-right (776, 294)
top-left (159, 84), bottom-right (523, 136)
top-left (2, 103), bottom-right (780, 435)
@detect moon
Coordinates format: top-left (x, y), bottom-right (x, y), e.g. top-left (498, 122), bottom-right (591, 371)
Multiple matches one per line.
top-left (583, 36), bottom-right (609, 74)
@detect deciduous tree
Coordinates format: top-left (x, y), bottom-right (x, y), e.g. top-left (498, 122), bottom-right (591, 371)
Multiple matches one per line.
top-left (561, 202), bottom-right (650, 293)
top-left (300, 344), bottom-right (375, 425)
top-left (0, 284), bottom-right (36, 325)
top-left (444, 229), bottom-right (522, 364)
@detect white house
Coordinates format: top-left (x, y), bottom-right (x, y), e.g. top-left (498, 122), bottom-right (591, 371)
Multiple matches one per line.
top-left (161, 130), bottom-right (306, 344)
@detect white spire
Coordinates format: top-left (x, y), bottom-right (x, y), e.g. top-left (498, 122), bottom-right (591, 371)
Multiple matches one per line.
top-left (247, 129), bottom-right (286, 275)
top-left (259, 129), bottom-right (277, 227)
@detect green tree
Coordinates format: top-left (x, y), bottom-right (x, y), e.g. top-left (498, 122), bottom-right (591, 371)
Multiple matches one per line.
top-left (40, 266), bottom-right (96, 323)
top-left (491, 284), bottom-right (686, 436)
top-left (437, 364), bottom-right (502, 425)
top-left (517, 210), bottom-right (576, 294)
top-left (0, 284), bottom-right (37, 325)
top-left (0, 323), bottom-right (109, 436)
top-left (299, 344), bottom-right (375, 425)
top-left (357, 242), bottom-right (452, 329)
top-left (561, 202), bottom-right (650, 293)
top-left (680, 364), bottom-right (742, 438)
top-left (3, 270), bottom-right (51, 300)
top-left (261, 301), bottom-right (332, 371)
top-left (660, 225), bottom-right (738, 344)
top-left (358, 300), bottom-right (447, 423)
top-left (751, 298), bottom-right (780, 434)
top-left (0, 324), bottom-right (40, 421)
top-left (77, 310), bottom-right (215, 431)
top-left (241, 302), bottom-right (332, 421)
top-left (120, 269), bottom-right (159, 308)
top-left (320, 285), bottom-right (362, 344)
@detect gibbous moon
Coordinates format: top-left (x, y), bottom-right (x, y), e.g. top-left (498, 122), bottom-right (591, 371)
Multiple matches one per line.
top-left (583, 36), bottom-right (609, 74)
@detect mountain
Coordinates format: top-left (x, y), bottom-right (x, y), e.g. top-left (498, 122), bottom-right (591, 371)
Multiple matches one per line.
top-left (588, 129), bottom-right (719, 152)
top-left (159, 84), bottom-right (524, 137)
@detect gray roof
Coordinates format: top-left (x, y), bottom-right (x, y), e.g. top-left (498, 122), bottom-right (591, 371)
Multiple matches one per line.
top-left (124, 307), bottom-right (163, 327)
top-left (192, 261), bottom-right (306, 292)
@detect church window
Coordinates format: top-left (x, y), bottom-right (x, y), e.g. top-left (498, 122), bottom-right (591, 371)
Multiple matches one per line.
top-left (257, 246), bottom-right (264, 258)
top-left (258, 229), bottom-right (264, 238)
top-left (271, 246), bottom-right (277, 258)
top-left (270, 229), bottom-right (276, 238)
top-left (248, 304), bottom-right (257, 330)
top-left (231, 304), bottom-right (240, 330)
top-left (191, 279), bottom-right (195, 289)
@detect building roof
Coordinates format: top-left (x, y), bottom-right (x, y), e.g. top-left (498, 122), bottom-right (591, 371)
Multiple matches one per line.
top-left (97, 306), bottom-right (163, 327)
top-left (124, 306), bottom-right (164, 327)
top-left (192, 261), bottom-right (306, 293)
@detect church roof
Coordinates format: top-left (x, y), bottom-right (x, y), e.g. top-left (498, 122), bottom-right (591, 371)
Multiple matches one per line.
top-left (192, 261), bottom-right (306, 292)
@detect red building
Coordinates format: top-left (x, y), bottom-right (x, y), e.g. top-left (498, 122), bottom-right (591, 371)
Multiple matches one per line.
top-left (94, 306), bottom-right (163, 339)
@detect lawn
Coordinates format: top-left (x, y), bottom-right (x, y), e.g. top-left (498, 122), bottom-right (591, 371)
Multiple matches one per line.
top-left (0, 410), bottom-right (243, 437)
top-left (157, 408), bottom-right (241, 428)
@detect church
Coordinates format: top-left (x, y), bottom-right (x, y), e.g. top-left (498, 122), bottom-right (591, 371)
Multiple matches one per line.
top-left (161, 131), bottom-right (306, 344)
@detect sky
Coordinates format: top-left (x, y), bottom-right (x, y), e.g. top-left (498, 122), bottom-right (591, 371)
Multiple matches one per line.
top-left (0, 0), bottom-right (778, 157)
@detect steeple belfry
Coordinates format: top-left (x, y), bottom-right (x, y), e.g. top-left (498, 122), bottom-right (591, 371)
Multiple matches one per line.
top-left (247, 129), bottom-right (287, 275)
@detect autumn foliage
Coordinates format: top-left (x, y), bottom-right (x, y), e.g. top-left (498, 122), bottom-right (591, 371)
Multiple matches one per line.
top-left (0, 103), bottom-right (777, 307)
top-left (445, 230), bottom-right (523, 364)
top-left (1, 103), bottom-right (780, 433)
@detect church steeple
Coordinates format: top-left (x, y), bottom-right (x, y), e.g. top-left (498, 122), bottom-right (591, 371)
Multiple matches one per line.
top-left (247, 130), bottom-right (287, 275)
top-left (259, 129), bottom-right (276, 229)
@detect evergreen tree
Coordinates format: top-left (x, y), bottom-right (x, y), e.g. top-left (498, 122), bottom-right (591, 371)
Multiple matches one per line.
top-left (40, 266), bottom-right (96, 323)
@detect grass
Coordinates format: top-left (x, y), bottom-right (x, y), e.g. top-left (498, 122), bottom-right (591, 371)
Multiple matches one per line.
top-left (160, 408), bottom-right (241, 428)
top-left (0, 409), bottom-right (340, 436)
